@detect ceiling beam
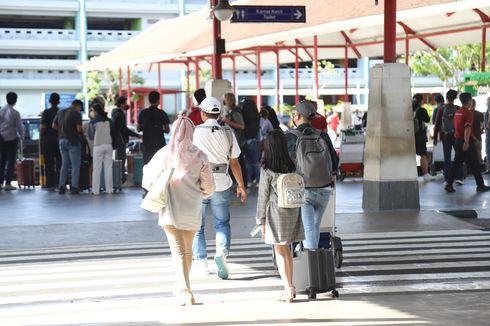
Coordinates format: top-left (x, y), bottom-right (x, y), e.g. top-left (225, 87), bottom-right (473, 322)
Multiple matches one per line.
top-left (340, 31), bottom-right (362, 58)
top-left (397, 21), bottom-right (436, 51)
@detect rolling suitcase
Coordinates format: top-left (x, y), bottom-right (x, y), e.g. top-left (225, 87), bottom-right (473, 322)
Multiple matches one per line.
top-left (78, 160), bottom-right (91, 191)
top-left (292, 247), bottom-right (339, 299)
top-left (133, 155), bottom-right (144, 186)
top-left (15, 158), bottom-right (35, 189)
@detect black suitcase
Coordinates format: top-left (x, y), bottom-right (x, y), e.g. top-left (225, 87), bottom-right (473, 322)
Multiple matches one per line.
top-left (78, 160), bottom-right (91, 191)
top-left (293, 248), bottom-right (339, 299)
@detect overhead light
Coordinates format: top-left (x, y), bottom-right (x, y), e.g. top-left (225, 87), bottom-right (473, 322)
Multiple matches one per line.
top-left (213, 0), bottom-right (235, 21)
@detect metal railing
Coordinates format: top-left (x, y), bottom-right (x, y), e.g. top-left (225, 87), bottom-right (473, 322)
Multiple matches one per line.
top-left (0, 28), bottom-right (76, 41)
top-left (86, 30), bottom-right (139, 42)
top-left (0, 69), bottom-right (80, 80)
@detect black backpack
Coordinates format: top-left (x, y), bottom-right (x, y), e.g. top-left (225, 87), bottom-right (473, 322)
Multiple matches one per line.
top-left (441, 104), bottom-right (458, 134)
top-left (241, 99), bottom-right (260, 139)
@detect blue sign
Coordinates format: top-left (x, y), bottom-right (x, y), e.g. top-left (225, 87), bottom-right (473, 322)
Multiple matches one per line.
top-left (231, 6), bottom-right (306, 23)
top-left (44, 93), bottom-right (77, 110)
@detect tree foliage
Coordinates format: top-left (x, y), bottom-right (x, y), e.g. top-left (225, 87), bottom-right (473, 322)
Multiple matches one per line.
top-left (80, 70), bottom-right (144, 106)
top-left (406, 43), bottom-right (490, 89)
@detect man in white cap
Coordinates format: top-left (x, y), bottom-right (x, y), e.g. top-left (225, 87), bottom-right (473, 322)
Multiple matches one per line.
top-left (192, 96), bottom-right (247, 279)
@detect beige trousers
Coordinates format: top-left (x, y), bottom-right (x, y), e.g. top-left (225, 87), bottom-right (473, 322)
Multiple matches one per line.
top-left (163, 225), bottom-right (196, 291)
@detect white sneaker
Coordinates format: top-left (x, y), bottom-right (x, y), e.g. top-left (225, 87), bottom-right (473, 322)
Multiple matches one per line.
top-left (455, 179), bottom-right (465, 186)
top-left (192, 259), bottom-right (210, 275)
top-left (423, 174), bottom-right (434, 182)
top-left (214, 255), bottom-right (229, 280)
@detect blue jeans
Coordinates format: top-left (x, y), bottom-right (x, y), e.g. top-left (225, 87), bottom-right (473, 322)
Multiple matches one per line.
top-left (442, 136), bottom-right (463, 181)
top-left (301, 188), bottom-right (331, 249)
top-left (59, 139), bottom-right (81, 189)
top-left (192, 188), bottom-right (231, 260)
top-left (244, 139), bottom-right (261, 184)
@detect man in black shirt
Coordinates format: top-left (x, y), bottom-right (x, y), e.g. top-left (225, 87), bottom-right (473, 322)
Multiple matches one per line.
top-left (137, 91), bottom-right (170, 164)
top-left (40, 93), bottom-right (62, 190)
top-left (53, 100), bottom-right (83, 194)
top-left (112, 96), bottom-right (141, 183)
top-left (413, 94), bottom-right (432, 180)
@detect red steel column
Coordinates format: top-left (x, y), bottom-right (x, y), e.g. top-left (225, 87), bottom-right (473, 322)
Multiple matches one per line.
top-left (257, 47), bottom-right (262, 109)
top-left (211, 0), bottom-right (222, 79)
top-left (186, 62), bottom-right (191, 108)
top-left (276, 49), bottom-right (281, 112)
top-left (118, 67), bottom-right (123, 96)
top-left (158, 62), bottom-right (162, 109)
top-left (194, 59), bottom-right (200, 90)
top-left (482, 26), bottom-right (487, 72)
top-left (344, 44), bottom-right (349, 102)
top-left (313, 35), bottom-right (319, 100)
top-left (127, 66), bottom-right (132, 124)
top-left (232, 55), bottom-right (237, 94)
top-left (405, 36), bottom-right (409, 65)
top-left (384, 0), bottom-right (397, 63)
top-left (295, 41), bottom-right (299, 104)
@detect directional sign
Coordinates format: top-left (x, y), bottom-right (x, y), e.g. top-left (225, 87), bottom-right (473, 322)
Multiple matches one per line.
top-left (231, 6), bottom-right (306, 23)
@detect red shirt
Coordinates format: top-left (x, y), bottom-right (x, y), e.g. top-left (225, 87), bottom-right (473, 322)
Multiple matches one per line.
top-left (453, 106), bottom-right (473, 140)
top-left (188, 107), bottom-right (203, 126)
top-left (311, 113), bottom-right (328, 132)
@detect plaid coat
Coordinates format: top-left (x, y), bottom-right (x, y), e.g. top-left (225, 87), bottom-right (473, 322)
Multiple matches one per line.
top-left (256, 168), bottom-right (304, 245)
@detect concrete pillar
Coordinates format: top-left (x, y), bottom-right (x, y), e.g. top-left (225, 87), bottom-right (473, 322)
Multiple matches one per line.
top-left (362, 63), bottom-right (420, 211)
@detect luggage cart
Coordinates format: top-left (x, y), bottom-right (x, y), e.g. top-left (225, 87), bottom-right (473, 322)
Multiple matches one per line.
top-left (338, 128), bottom-right (365, 181)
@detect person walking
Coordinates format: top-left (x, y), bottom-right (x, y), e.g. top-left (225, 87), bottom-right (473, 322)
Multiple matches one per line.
top-left (222, 93), bottom-right (247, 184)
top-left (0, 92), bottom-right (23, 191)
top-left (40, 92), bottom-right (62, 190)
top-left (484, 96), bottom-right (490, 174)
top-left (241, 98), bottom-right (261, 187)
top-left (145, 116), bottom-right (215, 306)
top-left (137, 91), bottom-right (170, 165)
top-left (285, 101), bottom-right (337, 249)
top-left (111, 96), bottom-right (140, 183)
top-left (433, 89), bottom-right (464, 184)
top-left (412, 94), bottom-right (433, 181)
top-left (445, 93), bottom-right (490, 193)
top-left (88, 103), bottom-right (113, 195)
top-left (259, 108), bottom-right (274, 141)
top-left (53, 100), bottom-right (83, 194)
top-left (192, 97), bottom-right (247, 280)
top-left (256, 130), bottom-right (304, 303)
top-left (469, 99), bottom-right (484, 164)
top-left (187, 89), bottom-right (206, 126)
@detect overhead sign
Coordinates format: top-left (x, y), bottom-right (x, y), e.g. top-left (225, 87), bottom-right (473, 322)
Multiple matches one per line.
top-left (231, 6), bottom-right (306, 23)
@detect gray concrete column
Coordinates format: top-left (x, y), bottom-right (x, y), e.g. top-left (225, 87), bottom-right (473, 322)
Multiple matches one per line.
top-left (363, 63), bottom-right (420, 211)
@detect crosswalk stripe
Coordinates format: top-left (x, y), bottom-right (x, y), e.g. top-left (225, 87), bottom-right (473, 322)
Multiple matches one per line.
top-left (0, 229), bottom-right (489, 306)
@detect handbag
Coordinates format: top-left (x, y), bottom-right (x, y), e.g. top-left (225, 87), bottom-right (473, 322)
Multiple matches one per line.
top-left (140, 167), bottom-right (174, 213)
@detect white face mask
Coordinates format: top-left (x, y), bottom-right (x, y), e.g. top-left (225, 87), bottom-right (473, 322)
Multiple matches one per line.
top-left (89, 111), bottom-right (95, 119)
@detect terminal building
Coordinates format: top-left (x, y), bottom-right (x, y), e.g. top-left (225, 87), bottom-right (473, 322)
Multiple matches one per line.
top-left (0, 0), bottom-right (445, 118)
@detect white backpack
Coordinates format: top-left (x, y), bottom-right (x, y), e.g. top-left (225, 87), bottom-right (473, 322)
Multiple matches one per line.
top-left (277, 173), bottom-right (306, 208)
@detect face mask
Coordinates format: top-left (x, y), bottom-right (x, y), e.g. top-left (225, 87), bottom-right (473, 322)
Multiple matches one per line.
top-left (89, 111), bottom-right (95, 119)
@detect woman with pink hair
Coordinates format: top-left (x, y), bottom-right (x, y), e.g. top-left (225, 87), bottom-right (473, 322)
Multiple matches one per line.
top-left (146, 116), bottom-right (215, 305)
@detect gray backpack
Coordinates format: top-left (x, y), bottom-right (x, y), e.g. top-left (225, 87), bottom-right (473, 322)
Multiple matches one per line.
top-left (290, 128), bottom-right (333, 188)
top-left (441, 104), bottom-right (458, 134)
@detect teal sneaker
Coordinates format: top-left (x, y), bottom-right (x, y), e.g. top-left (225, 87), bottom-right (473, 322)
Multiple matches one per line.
top-left (214, 255), bottom-right (229, 280)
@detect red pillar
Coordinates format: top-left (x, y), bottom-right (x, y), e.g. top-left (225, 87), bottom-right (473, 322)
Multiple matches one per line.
top-left (405, 36), bottom-right (409, 65)
top-left (158, 62), bottom-right (162, 109)
top-left (232, 55), bottom-right (237, 94)
top-left (257, 47), bottom-right (262, 109)
top-left (211, 0), bottom-right (222, 79)
top-left (295, 41), bottom-right (299, 104)
top-left (186, 62), bottom-right (191, 109)
top-left (313, 35), bottom-right (319, 100)
top-left (194, 59), bottom-right (200, 90)
top-left (276, 49), bottom-right (281, 112)
top-left (384, 0), bottom-right (397, 63)
top-left (344, 45), bottom-right (349, 102)
top-left (482, 27), bottom-right (487, 72)
top-left (118, 67), bottom-right (123, 96)
top-left (126, 66), bottom-right (132, 124)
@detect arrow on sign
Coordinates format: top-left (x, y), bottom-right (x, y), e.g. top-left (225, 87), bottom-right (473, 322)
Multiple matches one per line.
top-left (294, 9), bottom-right (303, 20)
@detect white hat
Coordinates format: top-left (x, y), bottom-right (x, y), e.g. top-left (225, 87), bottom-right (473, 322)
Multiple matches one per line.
top-left (198, 97), bottom-right (221, 114)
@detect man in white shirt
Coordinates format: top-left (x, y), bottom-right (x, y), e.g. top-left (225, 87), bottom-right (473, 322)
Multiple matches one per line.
top-left (192, 97), bottom-right (247, 280)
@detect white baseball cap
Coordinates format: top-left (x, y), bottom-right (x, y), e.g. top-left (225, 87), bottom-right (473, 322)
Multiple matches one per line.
top-left (198, 97), bottom-right (221, 114)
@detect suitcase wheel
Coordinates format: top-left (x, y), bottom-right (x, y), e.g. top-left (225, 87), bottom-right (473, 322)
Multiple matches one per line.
top-left (306, 288), bottom-right (317, 300)
top-left (335, 249), bottom-right (343, 269)
top-left (331, 290), bottom-right (339, 298)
